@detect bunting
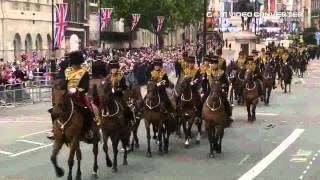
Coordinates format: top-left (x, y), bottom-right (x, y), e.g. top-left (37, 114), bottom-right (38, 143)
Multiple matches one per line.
top-left (156, 16), bottom-right (165, 33)
top-left (54, 3), bottom-right (68, 48)
top-left (131, 14), bottom-right (141, 31)
top-left (100, 8), bottom-right (113, 30)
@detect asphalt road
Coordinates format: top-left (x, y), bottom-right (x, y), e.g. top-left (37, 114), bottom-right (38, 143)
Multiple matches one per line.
top-left (0, 59), bottom-right (320, 180)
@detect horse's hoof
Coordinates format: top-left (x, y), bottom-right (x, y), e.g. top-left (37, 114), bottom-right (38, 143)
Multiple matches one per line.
top-left (135, 143), bottom-right (140, 149)
top-left (158, 151), bottom-right (163, 156)
top-left (123, 160), bottom-right (128, 166)
top-left (76, 174), bottom-right (82, 180)
top-left (209, 154), bottom-right (214, 158)
top-left (112, 168), bottom-right (118, 173)
top-left (106, 160), bottom-right (112, 168)
top-left (120, 148), bottom-right (125, 153)
top-left (56, 167), bottom-right (64, 177)
top-left (164, 149), bottom-right (168, 154)
top-left (91, 172), bottom-right (98, 179)
top-left (146, 152), bottom-right (152, 158)
top-left (196, 140), bottom-right (200, 144)
top-left (67, 175), bottom-right (72, 180)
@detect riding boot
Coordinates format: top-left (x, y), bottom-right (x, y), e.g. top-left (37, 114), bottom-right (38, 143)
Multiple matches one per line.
top-left (47, 108), bottom-right (56, 140)
top-left (222, 96), bottom-right (233, 127)
top-left (160, 102), bottom-right (168, 114)
top-left (257, 80), bottom-right (263, 97)
top-left (91, 103), bottom-right (101, 126)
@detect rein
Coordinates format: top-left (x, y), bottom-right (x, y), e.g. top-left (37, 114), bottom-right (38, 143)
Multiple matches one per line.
top-left (181, 90), bottom-right (192, 102)
top-left (206, 95), bottom-right (221, 112)
top-left (101, 100), bottom-right (120, 117)
top-left (57, 98), bottom-right (74, 133)
top-left (145, 92), bottom-right (160, 110)
top-left (246, 81), bottom-right (256, 91)
top-left (238, 73), bottom-right (244, 82)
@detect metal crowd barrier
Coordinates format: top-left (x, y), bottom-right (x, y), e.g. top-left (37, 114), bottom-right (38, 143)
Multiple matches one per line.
top-left (0, 78), bottom-right (52, 109)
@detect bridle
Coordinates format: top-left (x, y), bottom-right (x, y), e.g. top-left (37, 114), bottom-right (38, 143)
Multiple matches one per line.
top-left (145, 91), bottom-right (160, 110)
top-left (246, 81), bottom-right (256, 91)
top-left (101, 99), bottom-right (120, 117)
top-left (56, 98), bottom-right (74, 134)
top-left (206, 94), bottom-right (221, 112)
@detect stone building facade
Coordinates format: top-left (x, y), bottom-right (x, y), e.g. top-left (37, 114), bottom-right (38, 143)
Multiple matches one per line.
top-left (0, 0), bottom-right (61, 61)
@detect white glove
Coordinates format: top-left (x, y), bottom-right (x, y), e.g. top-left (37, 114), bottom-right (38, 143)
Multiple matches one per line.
top-left (112, 88), bottom-right (115, 93)
top-left (201, 93), bottom-right (204, 97)
top-left (68, 87), bottom-right (77, 94)
top-left (157, 82), bottom-right (162, 87)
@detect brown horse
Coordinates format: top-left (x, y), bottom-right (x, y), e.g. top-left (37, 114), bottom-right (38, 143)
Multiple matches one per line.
top-left (143, 81), bottom-right (175, 157)
top-left (280, 63), bottom-right (293, 93)
top-left (123, 85), bottom-right (144, 151)
top-left (202, 81), bottom-right (227, 158)
top-left (50, 79), bottom-right (100, 180)
top-left (262, 65), bottom-right (273, 105)
top-left (243, 71), bottom-right (260, 121)
top-left (176, 76), bottom-right (202, 148)
top-left (231, 68), bottom-right (246, 105)
top-left (99, 80), bottom-right (130, 172)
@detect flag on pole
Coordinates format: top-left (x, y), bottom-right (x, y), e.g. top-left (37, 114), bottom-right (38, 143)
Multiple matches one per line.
top-left (131, 14), bottom-right (141, 31)
top-left (156, 16), bottom-right (165, 33)
top-left (54, 3), bottom-right (68, 48)
top-left (100, 8), bottom-right (113, 30)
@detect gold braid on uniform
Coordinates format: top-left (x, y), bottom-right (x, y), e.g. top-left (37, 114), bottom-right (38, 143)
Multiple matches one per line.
top-left (151, 69), bottom-right (164, 82)
top-left (107, 73), bottom-right (123, 87)
top-left (65, 66), bottom-right (88, 92)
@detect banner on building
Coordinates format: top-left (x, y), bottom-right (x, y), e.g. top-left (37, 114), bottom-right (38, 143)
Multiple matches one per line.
top-left (156, 16), bottom-right (165, 33)
top-left (100, 8), bottom-right (113, 30)
top-left (54, 3), bottom-right (68, 48)
top-left (131, 14), bottom-right (141, 31)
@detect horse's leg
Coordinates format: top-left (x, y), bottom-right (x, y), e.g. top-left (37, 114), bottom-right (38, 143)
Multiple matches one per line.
top-left (289, 83), bottom-right (291, 93)
top-left (75, 147), bottom-right (82, 180)
top-left (187, 119), bottom-right (193, 146)
top-left (50, 140), bottom-right (64, 177)
top-left (182, 120), bottom-right (189, 148)
top-left (196, 117), bottom-right (202, 144)
top-left (152, 125), bottom-right (158, 141)
top-left (92, 139), bottom-right (99, 178)
top-left (208, 126), bottom-right (215, 158)
top-left (122, 135), bottom-right (128, 166)
top-left (158, 124), bottom-right (163, 155)
top-left (263, 86), bottom-right (267, 105)
top-left (176, 117), bottom-right (182, 138)
top-left (67, 140), bottom-right (78, 180)
top-left (111, 135), bottom-right (119, 172)
top-left (217, 127), bottom-right (224, 154)
top-left (284, 83), bottom-right (287, 93)
top-left (145, 120), bottom-right (152, 157)
top-left (267, 88), bottom-right (272, 105)
top-left (246, 103), bottom-right (252, 121)
top-left (102, 135), bottom-right (112, 167)
top-left (252, 100), bottom-right (257, 121)
top-left (134, 119), bottom-right (141, 148)
top-left (164, 124), bottom-right (169, 154)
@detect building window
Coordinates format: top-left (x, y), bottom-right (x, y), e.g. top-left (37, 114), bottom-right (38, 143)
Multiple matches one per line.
top-left (25, 3), bottom-right (31, 11)
top-left (36, 4), bottom-right (41, 11)
top-left (11, 2), bottom-right (19, 10)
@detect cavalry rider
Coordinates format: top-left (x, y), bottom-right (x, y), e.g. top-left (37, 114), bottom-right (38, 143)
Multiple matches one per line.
top-left (236, 51), bottom-right (246, 69)
top-left (245, 55), bottom-right (263, 97)
top-left (281, 49), bottom-right (290, 65)
top-left (105, 59), bottom-right (128, 111)
top-left (204, 57), bottom-right (233, 127)
top-left (217, 48), bottom-right (227, 72)
top-left (179, 51), bottom-right (189, 76)
top-left (64, 51), bottom-right (93, 141)
top-left (89, 51), bottom-right (107, 126)
top-left (150, 58), bottom-right (174, 114)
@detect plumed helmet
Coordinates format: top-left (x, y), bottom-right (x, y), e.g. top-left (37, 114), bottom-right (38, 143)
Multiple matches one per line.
top-left (153, 58), bottom-right (163, 66)
top-left (109, 59), bottom-right (120, 69)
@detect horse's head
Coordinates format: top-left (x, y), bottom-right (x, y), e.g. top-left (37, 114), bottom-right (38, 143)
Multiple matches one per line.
top-left (100, 79), bottom-right (115, 105)
top-left (180, 76), bottom-right (192, 93)
top-left (245, 70), bottom-right (254, 82)
top-left (146, 80), bottom-right (158, 99)
top-left (209, 81), bottom-right (222, 100)
top-left (52, 79), bottom-right (68, 116)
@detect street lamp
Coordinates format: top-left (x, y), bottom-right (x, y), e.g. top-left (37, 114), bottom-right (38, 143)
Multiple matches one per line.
top-left (203, 0), bottom-right (207, 55)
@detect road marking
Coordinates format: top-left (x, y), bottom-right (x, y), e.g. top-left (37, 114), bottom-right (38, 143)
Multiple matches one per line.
top-left (9, 143), bottom-right (53, 158)
top-left (0, 121), bottom-right (49, 123)
top-left (16, 140), bottom-right (46, 146)
top-left (238, 128), bottom-right (304, 180)
top-left (256, 112), bottom-right (279, 116)
top-left (20, 129), bottom-right (51, 138)
top-left (238, 155), bottom-right (250, 166)
top-left (297, 150), bottom-right (319, 180)
top-left (0, 150), bottom-right (14, 155)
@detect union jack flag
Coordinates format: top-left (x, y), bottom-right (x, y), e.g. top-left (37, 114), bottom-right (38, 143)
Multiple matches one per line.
top-left (157, 16), bottom-right (165, 33)
top-left (131, 14), bottom-right (141, 31)
top-left (54, 3), bottom-right (68, 48)
top-left (100, 8), bottom-right (113, 30)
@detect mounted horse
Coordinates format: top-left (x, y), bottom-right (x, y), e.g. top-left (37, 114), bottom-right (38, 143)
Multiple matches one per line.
top-left (262, 63), bottom-right (274, 105)
top-left (231, 68), bottom-right (246, 105)
top-left (243, 71), bottom-right (260, 121)
top-left (123, 84), bottom-right (144, 151)
top-left (176, 75), bottom-right (202, 148)
top-left (202, 81), bottom-right (227, 158)
top-left (280, 63), bottom-right (293, 93)
top-left (50, 79), bottom-right (100, 180)
top-left (226, 60), bottom-right (241, 105)
top-left (99, 79), bottom-right (130, 172)
top-left (142, 81), bottom-right (176, 157)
